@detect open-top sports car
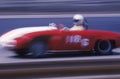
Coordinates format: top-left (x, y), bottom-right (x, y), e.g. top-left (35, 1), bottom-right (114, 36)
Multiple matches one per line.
top-left (0, 24), bottom-right (120, 57)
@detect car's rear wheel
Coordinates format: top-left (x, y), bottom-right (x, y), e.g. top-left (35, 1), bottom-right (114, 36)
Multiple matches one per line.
top-left (95, 40), bottom-right (113, 55)
top-left (29, 41), bottom-right (47, 58)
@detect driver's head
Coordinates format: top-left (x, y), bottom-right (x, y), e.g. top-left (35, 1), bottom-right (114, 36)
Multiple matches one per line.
top-left (73, 14), bottom-right (84, 25)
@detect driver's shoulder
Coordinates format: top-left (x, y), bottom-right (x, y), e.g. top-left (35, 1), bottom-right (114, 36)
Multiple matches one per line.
top-left (70, 25), bottom-right (85, 31)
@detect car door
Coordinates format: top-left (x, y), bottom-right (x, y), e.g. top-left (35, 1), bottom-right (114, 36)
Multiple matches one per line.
top-left (62, 30), bottom-right (92, 51)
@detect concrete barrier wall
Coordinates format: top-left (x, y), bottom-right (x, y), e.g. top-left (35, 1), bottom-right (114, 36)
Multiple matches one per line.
top-left (0, 15), bottom-right (120, 35)
top-left (0, 0), bottom-right (119, 13)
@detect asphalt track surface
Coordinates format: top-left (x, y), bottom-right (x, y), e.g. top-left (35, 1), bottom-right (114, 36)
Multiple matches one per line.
top-left (0, 14), bottom-right (120, 63)
top-left (0, 47), bottom-right (120, 64)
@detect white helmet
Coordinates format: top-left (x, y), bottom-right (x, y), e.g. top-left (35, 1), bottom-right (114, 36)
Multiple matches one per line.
top-left (73, 14), bottom-right (84, 20)
top-left (73, 14), bottom-right (84, 25)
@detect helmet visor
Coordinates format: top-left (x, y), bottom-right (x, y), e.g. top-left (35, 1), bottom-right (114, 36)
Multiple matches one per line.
top-left (74, 20), bottom-right (79, 22)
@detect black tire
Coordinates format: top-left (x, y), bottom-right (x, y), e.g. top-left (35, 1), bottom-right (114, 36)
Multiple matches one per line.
top-left (14, 49), bottom-right (29, 57)
top-left (29, 41), bottom-right (47, 58)
top-left (95, 40), bottom-right (113, 55)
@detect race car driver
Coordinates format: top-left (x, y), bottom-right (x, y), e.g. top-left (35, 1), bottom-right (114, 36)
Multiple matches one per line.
top-left (70, 14), bottom-right (88, 30)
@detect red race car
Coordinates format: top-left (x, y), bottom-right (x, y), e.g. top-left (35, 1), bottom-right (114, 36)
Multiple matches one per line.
top-left (0, 24), bottom-right (120, 57)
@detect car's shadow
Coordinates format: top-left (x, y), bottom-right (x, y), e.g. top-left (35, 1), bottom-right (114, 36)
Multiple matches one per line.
top-left (10, 51), bottom-right (119, 59)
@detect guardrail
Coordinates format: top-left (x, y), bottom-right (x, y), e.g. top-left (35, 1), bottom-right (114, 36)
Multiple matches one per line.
top-left (0, 55), bottom-right (120, 78)
top-left (0, 0), bottom-right (119, 14)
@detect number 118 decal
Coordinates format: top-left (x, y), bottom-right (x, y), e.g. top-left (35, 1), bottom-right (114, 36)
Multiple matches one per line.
top-left (66, 35), bottom-right (89, 46)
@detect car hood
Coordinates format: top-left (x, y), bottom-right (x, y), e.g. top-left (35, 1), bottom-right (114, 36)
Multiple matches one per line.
top-left (0, 26), bottom-right (57, 42)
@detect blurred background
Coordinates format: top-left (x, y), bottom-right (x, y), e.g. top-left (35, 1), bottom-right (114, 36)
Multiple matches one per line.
top-left (0, 0), bottom-right (119, 14)
top-left (0, 0), bottom-right (120, 35)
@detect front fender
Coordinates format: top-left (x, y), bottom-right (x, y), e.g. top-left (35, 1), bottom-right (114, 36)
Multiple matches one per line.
top-left (15, 36), bottom-right (32, 49)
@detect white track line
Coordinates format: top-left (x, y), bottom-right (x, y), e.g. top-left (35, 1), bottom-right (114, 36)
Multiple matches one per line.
top-left (41, 74), bottom-right (120, 79)
top-left (0, 14), bottom-right (120, 18)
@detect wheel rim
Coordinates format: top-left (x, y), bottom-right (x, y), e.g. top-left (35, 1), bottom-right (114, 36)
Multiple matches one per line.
top-left (29, 42), bottom-right (47, 57)
top-left (97, 40), bottom-right (112, 55)
top-left (99, 41), bottom-right (109, 50)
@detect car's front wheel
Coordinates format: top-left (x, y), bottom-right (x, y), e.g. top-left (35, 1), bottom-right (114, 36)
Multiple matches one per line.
top-left (29, 41), bottom-right (47, 58)
top-left (95, 40), bottom-right (113, 55)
